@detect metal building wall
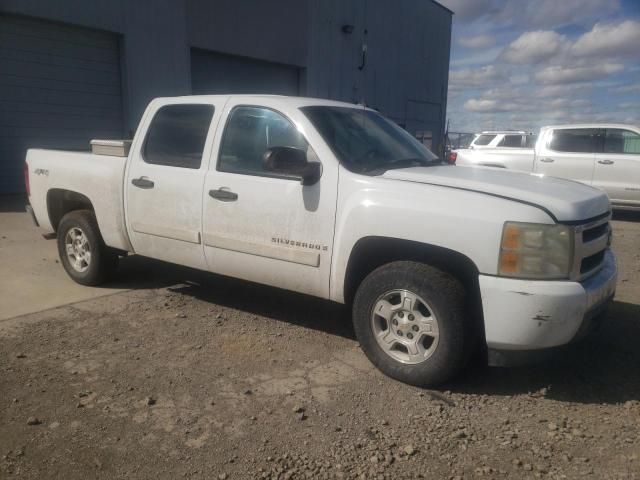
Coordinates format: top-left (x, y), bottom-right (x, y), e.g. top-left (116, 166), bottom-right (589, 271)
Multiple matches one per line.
top-left (306, 0), bottom-right (451, 152)
top-left (0, 0), bottom-right (451, 193)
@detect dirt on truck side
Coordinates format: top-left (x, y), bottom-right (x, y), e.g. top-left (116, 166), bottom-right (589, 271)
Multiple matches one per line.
top-left (1, 214), bottom-right (639, 480)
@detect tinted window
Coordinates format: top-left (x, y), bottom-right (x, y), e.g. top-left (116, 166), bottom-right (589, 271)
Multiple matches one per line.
top-left (218, 106), bottom-right (308, 176)
top-left (549, 129), bottom-right (596, 153)
top-left (524, 135), bottom-right (538, 148)
top-left (144, 104), bottom-right (214, 169)
top-left (473, 134), bottom-right (496, 146)
top-left (301, 106), bottom-right (438, 174)
top-left (604, 129), bottom-right (640, 154)
top-left (498, 135), bottom-right (523, 148)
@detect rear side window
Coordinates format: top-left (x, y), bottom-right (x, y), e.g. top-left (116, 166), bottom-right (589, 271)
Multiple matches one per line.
top-left (143, 104), bottom-right (214, 169)
top-left (549, 129), bottom-right (597, 153)
top-left (473, 134), bottom-right (496, 146)
top-left (497, 135), bottom-right (523, 148)
top-left (604, 129), bottom-right (640, 154)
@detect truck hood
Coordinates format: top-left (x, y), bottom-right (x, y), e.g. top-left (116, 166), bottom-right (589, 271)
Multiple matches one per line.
top-left (382, 165), bottom-right (610, 222)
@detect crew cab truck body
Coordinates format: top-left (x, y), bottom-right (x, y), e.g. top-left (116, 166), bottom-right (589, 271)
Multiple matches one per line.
top-left (25, 95), bottom-right (617, 386)
top-left (455, 124), bottom-right (640, 211)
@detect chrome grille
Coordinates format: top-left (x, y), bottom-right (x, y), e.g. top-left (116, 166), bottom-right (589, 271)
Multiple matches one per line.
top-left (570, 215), bottom-right (611, 281)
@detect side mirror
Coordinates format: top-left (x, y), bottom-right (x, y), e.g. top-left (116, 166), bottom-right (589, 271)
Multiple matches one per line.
top-left (263, 146), bottom-right (322, 186)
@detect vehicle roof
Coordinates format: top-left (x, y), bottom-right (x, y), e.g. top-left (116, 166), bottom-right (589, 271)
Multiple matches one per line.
top-left (153, 94), bottom-right (368, 110)
top-left (477, 130), bottom-right (533, 135)
top-left (541, 123), bottom-right (640, 130)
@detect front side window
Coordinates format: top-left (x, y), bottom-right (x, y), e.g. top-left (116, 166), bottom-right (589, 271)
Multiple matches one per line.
top-left (143, 104), bottom-right (214, 169)
top-left (218, 106), bottom-right (309, 176)
top-left (301, 106), bottom-right (438, 174)
top-left (473, 134), bottom-right (496, 146)
top-left (498, 135), bottom-right (523, 148)
top-left (604, 129), bottom-right (640, 154)
top-left (548, 128), bottom-right (597, 153)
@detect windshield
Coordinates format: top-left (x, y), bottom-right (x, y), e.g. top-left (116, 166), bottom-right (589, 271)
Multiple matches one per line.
top-left (301, 106), bottom-right (439, 174)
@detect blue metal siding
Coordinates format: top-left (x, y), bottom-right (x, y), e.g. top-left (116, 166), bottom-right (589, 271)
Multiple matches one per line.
top-left (191, 49), bottom-right (300, 96)
top-left (306, 0), bottom-right (451, 152)
top-left (0, 0), bottom-right (451, 192)
top-left (0, 14), bottom-right (124, 193)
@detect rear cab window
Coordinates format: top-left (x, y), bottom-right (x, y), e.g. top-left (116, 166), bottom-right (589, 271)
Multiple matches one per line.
top-left (143, 104), bottom-right (215, 169)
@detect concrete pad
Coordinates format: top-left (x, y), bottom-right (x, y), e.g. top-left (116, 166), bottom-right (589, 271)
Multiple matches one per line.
top-left (0, 196), bottom-right (195, 321)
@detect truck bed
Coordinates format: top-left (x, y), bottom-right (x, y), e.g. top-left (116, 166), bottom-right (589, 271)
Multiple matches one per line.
top-left (26, 148), bottom-right (132, 252)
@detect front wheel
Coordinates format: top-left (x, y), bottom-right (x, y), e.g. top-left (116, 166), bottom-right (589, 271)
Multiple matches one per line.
top-left (352, 261), bottom-right (472, 387)
top-left (57, 210), bottom-right (117, 286)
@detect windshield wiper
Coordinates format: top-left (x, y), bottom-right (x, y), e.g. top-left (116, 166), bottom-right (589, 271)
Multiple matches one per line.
top-left (364, 157), bottom-right (438, 173)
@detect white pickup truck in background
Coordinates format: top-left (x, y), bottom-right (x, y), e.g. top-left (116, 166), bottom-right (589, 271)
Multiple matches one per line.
top-left (455, 124), bottom-right (640, 211)
top-left (25, 95), bottom-right (617, 386)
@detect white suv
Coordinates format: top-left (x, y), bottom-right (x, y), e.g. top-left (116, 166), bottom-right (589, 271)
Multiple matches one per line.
top-left (470, 131), bottom-right (536, 149)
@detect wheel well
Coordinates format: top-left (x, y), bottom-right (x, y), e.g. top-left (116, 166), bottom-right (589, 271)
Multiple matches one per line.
top-left (47, 189), bottom-right (94, 232)
top-left (344, 237), bottom-right (486, 350)
top-left (344, 237), bottom-right (480, 304)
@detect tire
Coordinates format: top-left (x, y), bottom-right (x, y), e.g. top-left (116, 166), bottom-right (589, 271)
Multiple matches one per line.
top-left (57, 210), bottom-right (118, 286)
top-left (352, 261), bottom-right (471, 387)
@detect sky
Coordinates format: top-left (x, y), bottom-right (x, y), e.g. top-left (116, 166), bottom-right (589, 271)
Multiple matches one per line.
top-left (438, 0), bottom-right (640, 133)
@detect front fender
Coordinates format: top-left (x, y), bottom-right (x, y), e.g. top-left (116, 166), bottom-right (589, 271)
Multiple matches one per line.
top-left (329, 171), bottom-right (553, 303)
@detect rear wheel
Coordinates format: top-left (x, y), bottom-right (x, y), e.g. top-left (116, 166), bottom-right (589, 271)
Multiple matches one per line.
top-left (352, 261), bottom-right (471, 387)
top-left (57, 210), bottom-right (117, 286)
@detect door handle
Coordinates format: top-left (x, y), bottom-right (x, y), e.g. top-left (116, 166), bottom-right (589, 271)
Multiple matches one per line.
top-left (209, 188), bottom-right (238, 202)
top-left (539, 158), bottom-right (554, 163)
top-left (131, 177), bottom-right (155, 189)
top-left (597, 159), bottom-right (615, 165)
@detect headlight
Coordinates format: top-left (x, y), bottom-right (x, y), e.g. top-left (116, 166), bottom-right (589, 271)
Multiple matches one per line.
top-left (498, 222), bottom-right (573, 279)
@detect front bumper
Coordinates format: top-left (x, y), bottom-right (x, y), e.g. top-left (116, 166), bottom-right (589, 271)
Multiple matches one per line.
top-left (479, 250), bottom-right (617, 358)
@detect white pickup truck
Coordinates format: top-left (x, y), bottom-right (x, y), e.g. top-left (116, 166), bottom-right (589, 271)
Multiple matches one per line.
top-left (455, 124), bottom-right (640, 211)
top-left (25, 95), bottom-right (617, 387)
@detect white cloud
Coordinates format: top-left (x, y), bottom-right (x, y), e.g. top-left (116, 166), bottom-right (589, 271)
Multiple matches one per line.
top-left (442, 0), bottom-right (620, 28)
top-left (571, 20), bottom-right (640, 57)
top-left (609, 84), bottom-right (640, 94)
top-left (459, 34), bottom-right (495, 49)
top-left (464, 99), bottom-right (506, 113)
top-left (520, 0), bottom-right (620, 28)
top-left (449, 65), bottom-right (506, 88)
top-left (548, 98), bottom-right (591, 108)
top-left (534, 84), bottom-right (593, 97)
top-left (450, 46), bottom-right (502, 68)
top-left (500, 30), bottom-right (568, 64)
top-left (534, 63), bottom-right (624, 85)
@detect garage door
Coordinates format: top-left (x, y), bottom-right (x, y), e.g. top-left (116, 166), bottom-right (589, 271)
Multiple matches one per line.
top-left (191, 49), bottom-right (300, 96)
top-left (0, 15), bottom-right (124, 193)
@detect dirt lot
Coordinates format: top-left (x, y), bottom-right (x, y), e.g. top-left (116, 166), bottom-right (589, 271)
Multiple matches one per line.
top-left (1, 213), bottom-right (639, 480)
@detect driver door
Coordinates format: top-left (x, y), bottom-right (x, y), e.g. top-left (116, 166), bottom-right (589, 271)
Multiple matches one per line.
top-left (202, 100), bottom-right (338, 298)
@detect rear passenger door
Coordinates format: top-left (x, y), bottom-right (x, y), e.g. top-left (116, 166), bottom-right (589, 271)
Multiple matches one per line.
top-left (125, 100), bottom-right (223, 270)
top-left (534, 128), bottom-right (597, 186)
top-left (593, 128), bottom-right (640, 206)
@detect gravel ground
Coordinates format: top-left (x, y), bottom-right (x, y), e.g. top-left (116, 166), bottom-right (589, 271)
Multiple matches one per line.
top-left (1, 214), bottom-right (639, 480)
